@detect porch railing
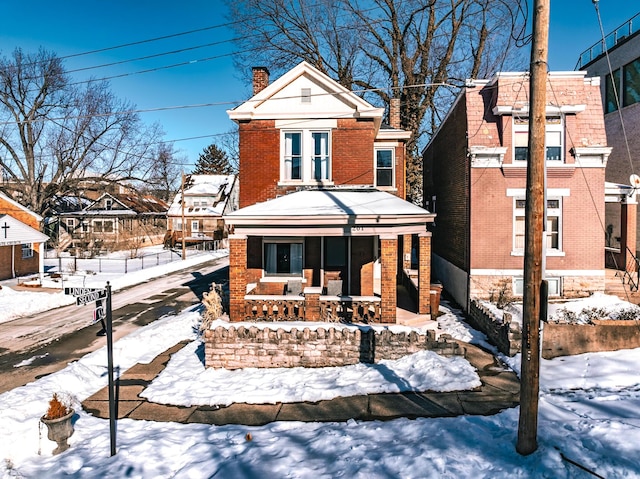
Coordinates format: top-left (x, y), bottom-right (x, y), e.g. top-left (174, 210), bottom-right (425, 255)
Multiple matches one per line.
top-left (244, 295), bottom-right (306, 321)
top-left (243, 294), bottom-right (381, 323)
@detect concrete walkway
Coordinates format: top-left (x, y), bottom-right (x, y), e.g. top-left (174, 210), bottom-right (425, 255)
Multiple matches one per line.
top-left (82, 341), bottom-right (520, 425)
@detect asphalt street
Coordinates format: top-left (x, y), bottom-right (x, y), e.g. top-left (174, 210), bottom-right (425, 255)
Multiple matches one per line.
top-left (0, 257), bottom-right (229, 394)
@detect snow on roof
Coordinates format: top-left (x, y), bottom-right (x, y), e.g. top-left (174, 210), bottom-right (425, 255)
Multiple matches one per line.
top-left (227, 189), bottom-right (432, 219)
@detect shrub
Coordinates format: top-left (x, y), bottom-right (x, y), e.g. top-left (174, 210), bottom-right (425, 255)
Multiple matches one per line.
top-left (43, 393), bottom-right (71, 420)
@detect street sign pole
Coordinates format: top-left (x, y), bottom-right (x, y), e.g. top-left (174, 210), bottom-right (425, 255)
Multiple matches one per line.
top-left (106, 282), bottom-right (116, 456)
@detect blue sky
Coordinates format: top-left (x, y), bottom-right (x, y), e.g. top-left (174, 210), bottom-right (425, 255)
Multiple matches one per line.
top-left (0, 1), bottom-right (638, 170)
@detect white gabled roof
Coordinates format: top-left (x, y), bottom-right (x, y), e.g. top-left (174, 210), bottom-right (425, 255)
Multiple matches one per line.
top-left (227, 61), bottom-right (384, 126)
top-left (225, 189), bottom-right (434, 229)
top-left (0, 214), bottom-right (48, 246)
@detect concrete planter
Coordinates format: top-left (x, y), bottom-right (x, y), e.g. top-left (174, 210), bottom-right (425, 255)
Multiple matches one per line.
top-left (41, 409), bottom-right (75, 455)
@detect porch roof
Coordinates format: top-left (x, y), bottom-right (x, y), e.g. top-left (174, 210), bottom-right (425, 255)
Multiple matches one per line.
top-left (225, 189), bottom-right (434, 235)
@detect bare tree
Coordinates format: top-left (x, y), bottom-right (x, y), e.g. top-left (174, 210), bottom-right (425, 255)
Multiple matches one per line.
top-left (225, 0), bottom-right (525, 203)
top-left (0, 48), bottom-right (162, 216)
top-left (144, 142), bottom-right (183, 201)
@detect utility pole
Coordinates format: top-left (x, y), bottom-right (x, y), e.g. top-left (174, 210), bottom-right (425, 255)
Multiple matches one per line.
top-left (517, 0), bottom-right (549, 456)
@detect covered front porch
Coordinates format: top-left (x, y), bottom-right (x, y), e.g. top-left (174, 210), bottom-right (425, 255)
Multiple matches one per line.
top-left (224, 188), bottom-right (435, 323)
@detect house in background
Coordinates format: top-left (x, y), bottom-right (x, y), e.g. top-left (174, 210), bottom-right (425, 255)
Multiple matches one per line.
top-left (577, 11), bottom-right (640, 263)
top-left (58, 192), bottom-right (168, 255)
top-left (166, 174), bottom-right (238, 249)
top-left (224, 61), bottom-right (435, 324)
top-left (0, 192), bottom-right (49, 281)
top-left (422, 71), bottom-right (612, 311)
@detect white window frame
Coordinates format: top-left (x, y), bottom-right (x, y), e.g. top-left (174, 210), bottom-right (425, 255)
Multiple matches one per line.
top-left (191, 220), bottom-right (199, 233)
top-left (512, 195), bottom-right (564, 256)
top-left (66, 218), bottom-right (76, 229)
top-left (105, 198), bottom-right (113, 210)
top-left (263, 238), bottom-right (304, 277)
top-left (21, 243), bottom-right (33, 259)
top-left (374, 146), bottom-right (395, 188)
top-left (280, 129), bottom-right (332, 184)
top-left (513, 116), bottom-right (564, 162)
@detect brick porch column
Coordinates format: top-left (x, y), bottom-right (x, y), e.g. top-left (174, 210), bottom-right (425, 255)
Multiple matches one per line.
top-left (402, 234), bottom-right (412, 271)
top-left (380, 235), bottom-right (397, 323)
top-left (417, 232), bottom-right (432, 314)
top-left (228, 234), bottom-right (247, 322)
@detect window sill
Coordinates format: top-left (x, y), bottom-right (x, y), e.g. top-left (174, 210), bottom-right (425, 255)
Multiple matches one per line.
top-left (278, 180), bottom-right (334, 187)
top-left (375, 186), bottom-right (397, 192)
top-left (511, 250), bottom-right (565, 257)
top-left (260, 276), bottom-right (306, 283)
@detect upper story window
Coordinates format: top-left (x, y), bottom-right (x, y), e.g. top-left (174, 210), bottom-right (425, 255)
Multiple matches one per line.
top-left (605, 58), bottom-right (640, 113)
top-left (281, 130), bottom-right (331, 183)
top-left (513, 116), bottom-right (563, 162)
top-left (105, 199), bottom-right (113, 210)
top-left (375, 148), bottom-right (395, 187)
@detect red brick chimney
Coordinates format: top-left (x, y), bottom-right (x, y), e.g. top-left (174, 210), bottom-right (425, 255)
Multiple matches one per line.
top-left (389, 98), bottom-right (401, 129)
top-left (252, 66), bottom-right (270, 95)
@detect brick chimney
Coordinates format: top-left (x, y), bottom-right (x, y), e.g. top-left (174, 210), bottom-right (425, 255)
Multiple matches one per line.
top-left (252, 66), bottom-right (270, 95)
top-left (389, 98), bottom-right (401, 129)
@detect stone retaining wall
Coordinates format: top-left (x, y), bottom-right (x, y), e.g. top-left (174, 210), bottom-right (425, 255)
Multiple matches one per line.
top-left (203, 325), bottom-right (464, 369)
top-left (542, 319), bottom-right (640, 359)
top-left (468, 300), bottom-right (522, 356)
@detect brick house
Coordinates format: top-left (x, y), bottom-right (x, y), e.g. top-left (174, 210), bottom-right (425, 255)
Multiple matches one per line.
top-left (224, 61), bottom-right (435, 323)
top-left (166, 174), bottom-right (238, 248)
top-left (0, 192), bottom-right (49, 280)
top-left (422, 72), bottom-right (612, 310)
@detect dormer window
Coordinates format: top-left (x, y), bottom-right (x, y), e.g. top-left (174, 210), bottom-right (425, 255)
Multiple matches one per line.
top-left (513, 116), bottom-right (564, 162)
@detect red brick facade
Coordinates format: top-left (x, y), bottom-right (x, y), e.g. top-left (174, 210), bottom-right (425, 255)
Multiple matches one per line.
top-left (225, 61), bottom-right (433, 323)
top-left (424, 73), bottom-right (610, 306)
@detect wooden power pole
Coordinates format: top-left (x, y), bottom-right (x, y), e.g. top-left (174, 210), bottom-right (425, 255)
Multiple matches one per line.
top-left (517, 0), bottom-right (549, 456)
top-left (181, 172), bottom-right (186, 260)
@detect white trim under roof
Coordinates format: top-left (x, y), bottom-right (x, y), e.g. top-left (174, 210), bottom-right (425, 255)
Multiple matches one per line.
top-left (492, 104), bottom-right (586, 116)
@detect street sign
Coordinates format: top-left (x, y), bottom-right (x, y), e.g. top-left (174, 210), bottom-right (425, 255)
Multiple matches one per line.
top-left (76, 289), bottom-right (107, 306)
top-left (65, 287), bottom-right (102, 296)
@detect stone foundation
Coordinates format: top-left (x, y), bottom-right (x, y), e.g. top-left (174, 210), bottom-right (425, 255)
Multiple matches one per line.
top-left (203, 324), bottom-right (464, 369)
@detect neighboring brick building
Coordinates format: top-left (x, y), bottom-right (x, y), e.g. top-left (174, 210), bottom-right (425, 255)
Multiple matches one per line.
top-left (224, 61), bottom-right (435, 323)
top-left (578, 12), bottom-right (640, 257)
top-left (422, 72), bottom-right (612, 310)
top-left (0, 192), bottom-right (49, 281)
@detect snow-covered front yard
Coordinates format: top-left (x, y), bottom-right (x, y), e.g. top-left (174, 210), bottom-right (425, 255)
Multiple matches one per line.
top-left (1, 255), bottom-right (640, 477)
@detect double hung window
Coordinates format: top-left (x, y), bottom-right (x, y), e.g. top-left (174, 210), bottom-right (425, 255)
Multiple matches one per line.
top-left (282, 130), bottom-right (331, 182)
top-left (513, 117), bottom-right (563, 162)
top-left (513, 197), bottom-right (562, 253)
top-left (375, 148), bottom-right (394, 187)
